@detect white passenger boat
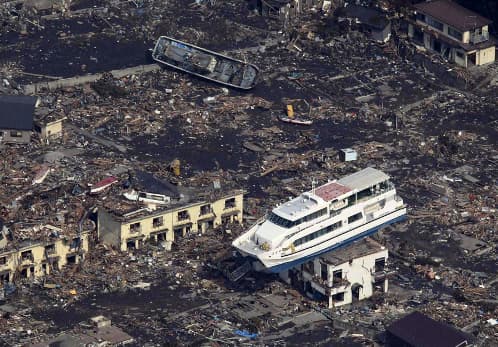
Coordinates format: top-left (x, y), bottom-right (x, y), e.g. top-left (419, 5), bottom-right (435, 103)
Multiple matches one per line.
top-left (232, 168), bottom-right (406, 273)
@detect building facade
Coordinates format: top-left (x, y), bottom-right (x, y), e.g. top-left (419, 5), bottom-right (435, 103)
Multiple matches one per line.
top-left (98, 191), bottom-right (244, 251)
top-left (0, 232), bottom-right (90, 284)
top-left (407, 0), bottom-right (495, 68)
top-left (34, 116), bottom-right (66, 144)
top-left (280, 238), bottom-right (390, 308)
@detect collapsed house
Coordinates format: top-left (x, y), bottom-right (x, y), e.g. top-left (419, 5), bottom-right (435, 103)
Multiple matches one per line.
top-left (98, 190), bottom-right (244, 251)
top-left (407, 0), bottom-right (496, 68)
top-left (340, 5), bottom-right (391, 43)
top-left (280, 237), bottom-right (390, 308)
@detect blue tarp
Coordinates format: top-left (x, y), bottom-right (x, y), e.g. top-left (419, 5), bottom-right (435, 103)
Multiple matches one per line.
top-left (234, 330), bottom-right (258, 339)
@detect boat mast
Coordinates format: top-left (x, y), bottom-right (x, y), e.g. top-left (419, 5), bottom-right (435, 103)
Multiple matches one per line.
top-left (311, 178), bottom-right (317, 197)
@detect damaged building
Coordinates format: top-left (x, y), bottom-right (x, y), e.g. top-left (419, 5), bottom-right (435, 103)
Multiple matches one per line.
top-left (34, 108), bottom-right (66, 144)
top-left (0, 95), bottom-right (39, 144)
top-left (280, 238), bottom-right (390, 308)
top-left (0, 230), bottom-right (90, 283)
top-left (98, 190), bottom-right (244, 251)
top-left (407, 0), bottom-right (496, 68)
top-left (340, 4), bottom-right (391, 43)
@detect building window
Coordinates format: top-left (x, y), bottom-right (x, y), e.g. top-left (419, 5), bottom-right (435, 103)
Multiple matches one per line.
top-left (153, 216), bottom-right (163, 228)
top-left (415, 12), bottom-right (425, 22)
top-left (130, 222), bottom-right (141, 233)
top-left (126, 239), bottom-right (136, 250)
top-left (348, 212), bottom-right (363, 224)
top-left (447, 27), bottom-right (462, 41)
top-left (10, 130), bottom-right (23, 138)
top-left (21, 250), bottom-right (34, 261)
top-left (321, 263), bottom-right (328, 281)
top-left (178, 210), bottom-right (189, 221)
top-left (333, 270), bottom-right (342, 285)
top-left (0, 256), bottom-right (6, 265)
top-left (304, 261), bottom-right (314, 274)
top-left (67, 255), bottom-right (77, 264)
top-left (332, 292), bottom-right (345, 302)
top-left (456, 50), bottom-right (465, 59)
top-left (200, 204), bottom-right (211, 216)
top-left (71, 237), bottom-right (81, 249)
top-left (45, 244), bottom-right (56, 255)
top-left (224, 198), bottom-right (236, 209)
top-left (375, 257), bottom-right (386, 273)
top-left (426, 16), bottom-right (443, 31)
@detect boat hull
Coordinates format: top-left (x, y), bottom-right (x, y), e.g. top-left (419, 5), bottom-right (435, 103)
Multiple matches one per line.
top-left (151, 36), bottom-right (259, 90)
top-left (278, 116), bottom-right (313, 125)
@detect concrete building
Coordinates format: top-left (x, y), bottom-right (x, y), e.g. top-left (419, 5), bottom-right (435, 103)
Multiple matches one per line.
top-left (0, 95), bottom-right (39, 144)
top-left (280, 238), bottom-right (389, 308)
top-left (98, 190), bottom-right (244, 251)
top-left (34, 108), bottom-right (66, 144)
top-left (407, 0), bottom-right (496, 68)
top-left (0, 231), bottom-right (90, 284)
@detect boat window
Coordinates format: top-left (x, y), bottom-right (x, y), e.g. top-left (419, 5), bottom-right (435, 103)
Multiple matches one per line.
top-left (357, 187), bottom-right (374, 201)
top-left (268, 213), bottom-right (293, 228)
top-left (298, 208), bottom-right (327, 225)
top-left (348, 212), bottom-right (363, 224)
top-left (269, 207), bottom-right (327, 229)
top-left (347, 195), bottom-right (356, 206)
top-left (293, 221), bottom-right (342, 247)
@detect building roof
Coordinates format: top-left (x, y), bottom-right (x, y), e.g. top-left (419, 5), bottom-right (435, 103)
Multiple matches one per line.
top-left (414, 0), bottom-right (492, 32)
top-left (342, 5), bottom-right (390, 30)
top-left (387, 311), bottom-right (472, 347)
top-left (337, 167), bottom-right (389, 192)
top-left (0, 95), bottom-right (38, 131)
top-left (321, 237), bottom-right (385, 266)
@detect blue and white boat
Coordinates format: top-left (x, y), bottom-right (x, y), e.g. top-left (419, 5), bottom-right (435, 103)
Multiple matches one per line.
top-left (232, 168), bottom-right (406, 273)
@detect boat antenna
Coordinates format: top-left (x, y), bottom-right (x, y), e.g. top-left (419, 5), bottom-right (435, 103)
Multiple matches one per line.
top-left (311, 178), bottom-right (317, 196)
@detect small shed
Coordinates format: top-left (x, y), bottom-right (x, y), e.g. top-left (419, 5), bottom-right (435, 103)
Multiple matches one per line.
top-left (340, 148), bottom-right (357, 162)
